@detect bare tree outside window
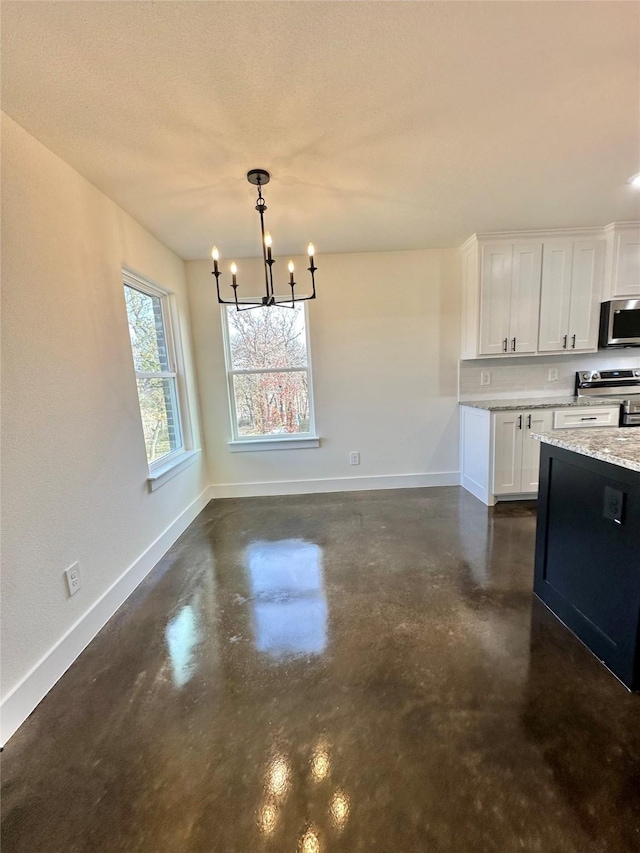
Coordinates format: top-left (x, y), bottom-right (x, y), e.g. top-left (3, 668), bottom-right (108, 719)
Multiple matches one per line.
top-left (124, 281), bottom-right (183, 465)
top-left (224, 304), bottom-right (314, 439)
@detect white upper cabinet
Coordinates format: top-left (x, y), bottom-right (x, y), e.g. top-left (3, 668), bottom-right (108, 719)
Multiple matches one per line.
top-left (569, 240), bottom-right (604, 350)
top-left (477, 242), bottom-right (541, 356)
top-left (479, 244), bottom-right (512, 355)
top-left (460, 224), bottom-right (627, 359)
top-left (603, 223), bottom-right (640, 298)
top-left (538, 241), bottom-right (573, 352)
top-left (510, 243), bottom-right (543, 353)
top-left (538, 238), bottom-right (603, 353)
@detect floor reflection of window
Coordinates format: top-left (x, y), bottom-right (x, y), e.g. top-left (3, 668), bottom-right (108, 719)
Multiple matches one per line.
top-left (165, 602), bottom-right (201, 687)
top-left (246, 540), bottom-right (327, 658)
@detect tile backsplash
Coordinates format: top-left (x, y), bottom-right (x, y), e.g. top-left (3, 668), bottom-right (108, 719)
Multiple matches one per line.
top-left (459, 351), bottom-right (640, 400)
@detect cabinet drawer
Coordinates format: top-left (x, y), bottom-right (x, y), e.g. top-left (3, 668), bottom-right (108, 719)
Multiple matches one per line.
top-left (553, 407), bottom-right (620, 429)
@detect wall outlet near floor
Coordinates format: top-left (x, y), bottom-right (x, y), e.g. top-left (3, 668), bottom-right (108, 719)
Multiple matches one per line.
top-left (480, 370), bottom-right (491, 386)
top-left (349, 451), bottom-right (360, 465)
top-left (548, 368), bottom-right (559, 382)
top-left (65, 562), bottom-right (82, 597)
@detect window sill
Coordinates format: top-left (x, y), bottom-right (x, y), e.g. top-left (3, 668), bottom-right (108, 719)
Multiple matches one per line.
top-left (227, 436), bottom-right (321, 453)
top-left (147, 450), bottom-right (201, 492)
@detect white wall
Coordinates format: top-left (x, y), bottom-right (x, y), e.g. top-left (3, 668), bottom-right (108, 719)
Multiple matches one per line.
top-left (0, 114), bottom-right (208, 737)
top-left (186, 249), bottom-right (461, 494)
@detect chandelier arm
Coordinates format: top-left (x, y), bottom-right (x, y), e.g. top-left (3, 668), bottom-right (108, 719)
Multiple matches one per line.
top-left (309, 263), bottom-right (317, 299)
top-left (273, 294), bottom-right (315, 304)
top-left (233, 302), bottom-right (271, 312)
top-left (212, 270), bottom-right (223, 303)
top-left (213, 272), bottom-right (265, 308)
top-left (267, 258), bottom-right (276, 304)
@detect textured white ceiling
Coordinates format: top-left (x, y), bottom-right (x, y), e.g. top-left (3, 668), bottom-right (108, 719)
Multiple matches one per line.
top-left (2, 1), bottom-right (639, 260)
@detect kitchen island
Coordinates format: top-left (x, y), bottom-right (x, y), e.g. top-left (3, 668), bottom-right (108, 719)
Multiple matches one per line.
top-left (531, 428), bottom-right (640, 690)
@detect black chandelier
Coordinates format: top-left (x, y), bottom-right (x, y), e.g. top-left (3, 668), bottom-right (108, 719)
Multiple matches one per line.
top-left (212, 169), bottom-right (317, 311)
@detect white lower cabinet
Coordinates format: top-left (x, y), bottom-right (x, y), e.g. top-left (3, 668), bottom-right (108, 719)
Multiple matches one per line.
top-left (461, 405), bottom-right (553, 505)
top-left (553, 406), bottom-right (619, 429)
top-left (492, 409), bottom-right (553, 496)
top-left (521, 409), bottom-right (555, 493)
top-left (492, 410), bottom-right (524, 494)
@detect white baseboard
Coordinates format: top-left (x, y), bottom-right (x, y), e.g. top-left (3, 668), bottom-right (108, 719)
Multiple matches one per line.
top-left (207, 471), bottom-right (460, 499)
top-left (0, 488), bottom-right (210, 747)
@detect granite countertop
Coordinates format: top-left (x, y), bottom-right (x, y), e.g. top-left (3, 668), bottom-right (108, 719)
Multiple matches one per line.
top-left (530, 428), bottom-right (640, 472)
top-left (459, 396), bottom-right (625, 411)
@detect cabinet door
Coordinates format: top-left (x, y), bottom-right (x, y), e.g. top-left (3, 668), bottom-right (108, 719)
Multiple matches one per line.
top-left (521, 410), bottom-right (553, 493)
top-left (538, 241), bottom-right (572, 351)
top-left (510, 243), bottom-right (542, 353)
top-left (613, 229), bottom-right (640, 297)
top-left (479, 244), bottom-right (512, 356)
top-left (492, 411), bottom-right (523, 495)
top-left (568, 239), bottom-right (603, 351)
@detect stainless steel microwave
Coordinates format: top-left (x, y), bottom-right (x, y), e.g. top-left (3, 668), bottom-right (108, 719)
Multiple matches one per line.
top-left (599, 299), bottom-right (640, 348)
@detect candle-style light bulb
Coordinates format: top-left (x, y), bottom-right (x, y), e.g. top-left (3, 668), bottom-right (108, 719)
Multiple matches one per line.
top-left (307, 243), bottom-right (315, 258)
top-left (288, 260), bottom-right (295, 284)
top-left (212, 246), bottom-right (219, 261)
top-left (265, 232), bottom-right (273, 261)
top-left (230, 262), bottom-right (237, 286)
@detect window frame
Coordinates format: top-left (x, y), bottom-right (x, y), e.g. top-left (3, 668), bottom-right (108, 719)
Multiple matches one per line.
top-left (220, 301), bottom-right (318, 447)
top-left (123, 268), bottom-right (191, 474)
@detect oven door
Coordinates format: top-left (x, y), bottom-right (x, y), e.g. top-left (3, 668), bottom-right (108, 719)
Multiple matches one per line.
top-left (600, 300), bottom-right (640, 347)
top-left (621, 399), bottom-right (640, 427)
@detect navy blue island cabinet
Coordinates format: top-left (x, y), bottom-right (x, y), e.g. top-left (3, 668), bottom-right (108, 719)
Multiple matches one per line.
top-left (533, 440), bottom-right (640, 690)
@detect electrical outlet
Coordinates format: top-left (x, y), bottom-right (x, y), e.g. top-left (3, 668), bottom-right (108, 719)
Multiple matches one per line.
top-left (65, 562), bottom-right (82, 597)
top-left (480, 371), bottom-right (491, 386)
top-left (349, 451), bottom-right (360, 465)
top-left (548, 368), bottom-right (558, 382)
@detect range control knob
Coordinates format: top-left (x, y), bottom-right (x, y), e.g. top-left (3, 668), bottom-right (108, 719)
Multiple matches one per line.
top-left (635, 369), bottom-right (640, 377)
top-left (582, 372), bottom-right (591, 380)
top-left (592, 372), bottom-right (600, 380)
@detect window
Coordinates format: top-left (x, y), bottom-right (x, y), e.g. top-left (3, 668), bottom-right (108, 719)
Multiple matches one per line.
top-left (124, 272), bottom-right (185, 470)
top-left (222, 303), bottom-right (316, 444)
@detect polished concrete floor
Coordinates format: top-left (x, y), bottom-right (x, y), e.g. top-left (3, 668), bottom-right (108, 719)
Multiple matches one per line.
top-left (2, 487), bottom-right (639, 852)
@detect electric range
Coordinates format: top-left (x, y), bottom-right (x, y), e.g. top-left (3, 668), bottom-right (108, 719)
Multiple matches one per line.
top-left (575, 368), bottom-right (640, 427)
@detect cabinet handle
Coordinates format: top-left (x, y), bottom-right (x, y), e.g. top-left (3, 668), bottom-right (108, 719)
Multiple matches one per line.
top-left (580, 416), bottom-right (597, 421)
top-left (518, 415), bottom-right (523, 430)
top-left (563, 334), bottom-right (568, 349)
top-left (527, 414), bottom-right (532, 429)
top-left (512, 337), bottom-right (516, 351)
top-left (503, 338), bottom-right (508, 353)
top-left (572, 334), bottom-right (576, 349)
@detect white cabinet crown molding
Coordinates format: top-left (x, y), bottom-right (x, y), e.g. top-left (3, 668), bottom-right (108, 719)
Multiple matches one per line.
top-left (460, 226), bottom-right (605, 250)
